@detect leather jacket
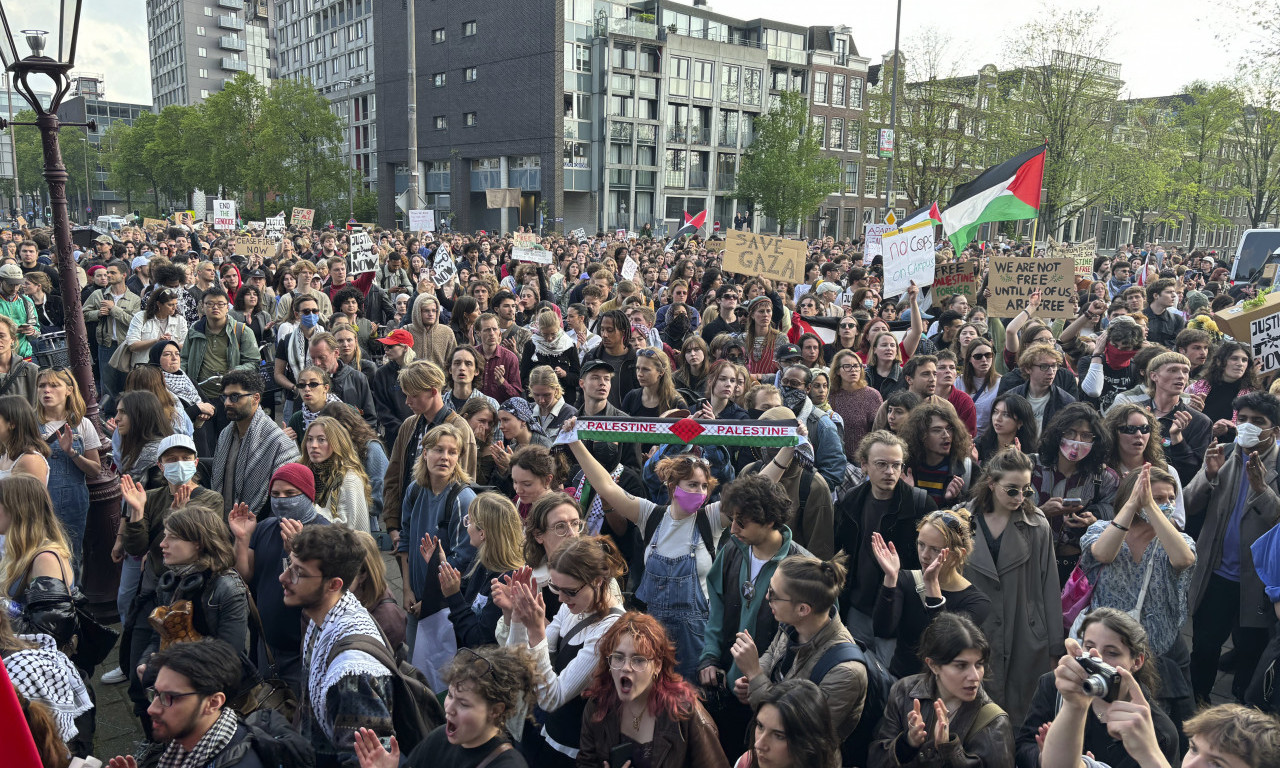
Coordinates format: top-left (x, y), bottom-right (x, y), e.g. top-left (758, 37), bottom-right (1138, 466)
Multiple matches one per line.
top-left (577, 698), bottom-right (729, 768)
top-left (869, 673), bottom-right (1015, 768)
top-left (141, 569), bottom-right (250, 661)
top-left (13, 576), bottom-right (78, 649)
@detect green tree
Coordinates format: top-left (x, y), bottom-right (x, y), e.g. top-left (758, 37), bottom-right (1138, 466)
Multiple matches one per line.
top-left (1170, 81), bottom-right (1241, 247)
top-left (13, 109), bottom-right (89, 217)
top-left (1107, 103), bottom-right (1182, 245)
top-left (734, 89), bottom-right (840, 234)
top-left (103, 113), bottom-right (161, 214)
top-left (262, 78), bottom-right (351, 211)
top-left (144, 105), bottom-right (197, 209)
top-left (1001, 7), bottom-right (1126, 238)
top-left (1234, 60), bottom-right (1280, 229)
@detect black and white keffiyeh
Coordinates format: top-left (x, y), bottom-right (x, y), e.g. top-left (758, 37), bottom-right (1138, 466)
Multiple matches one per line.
top-left (303, 591), bottom-right (389, 742)
top-left (5, 634), bottom-right (93, 741)
top-left (156, 706), bottom-right (240, 768)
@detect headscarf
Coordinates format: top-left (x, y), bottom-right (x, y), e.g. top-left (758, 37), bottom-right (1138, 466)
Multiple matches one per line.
top-left (500, 397), bottom-right (546, 437)
top-left (149, 340), bottom-right (201, 405)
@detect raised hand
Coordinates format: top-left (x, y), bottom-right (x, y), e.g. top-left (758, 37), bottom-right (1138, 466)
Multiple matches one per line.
top-left (438, 561), bottom-right (462, 597)
top-left (279, 517), bottom-right (304, 548)
top-left (120, 474), bottom-right (147, 519)
top-left (906, 699), bottom-right (928, 748)
top-left (870, 532), bottom-right (901, 579)
top-left (419, 533), bottom-right (442, 565)
top-left (491, 574), bottom-right (515, 620)
top-left (1204, 443), bottom-right (1225, 482)
top-left (57, 425), bottom-right (74, 455)
top-left (944, 475), bottom-right (965, 501)
top-left (923, 548), bottom-right (949, 584)
top-left (1102, 667), bottom-right (1163, 761)
top-left (932, 698), bottom-right (951, 748)
top-left (353, 728), bottom-right (400, 768)
top-left (171, 483), bottom-right (191, 510)
top-left (107, 757), bottom-right (140, 768)
top-left (228, 502), bottom-right (256, 541)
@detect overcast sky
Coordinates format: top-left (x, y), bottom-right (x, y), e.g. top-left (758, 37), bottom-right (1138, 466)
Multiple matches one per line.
top-left (77, 0), bottom-right (1241, 106)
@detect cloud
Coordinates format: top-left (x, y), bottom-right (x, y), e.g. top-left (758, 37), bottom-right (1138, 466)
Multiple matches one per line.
top-left (75, 0), bottom-right (152, 105)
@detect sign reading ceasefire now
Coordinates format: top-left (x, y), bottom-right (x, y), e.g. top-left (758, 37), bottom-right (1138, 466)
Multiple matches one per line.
top-left (723, 231), bottom-right (805, 282)
top-left (988, 256), bottom-right (1076, 319)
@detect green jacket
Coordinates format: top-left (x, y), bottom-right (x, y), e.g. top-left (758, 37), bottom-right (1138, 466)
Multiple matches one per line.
top-left (181, 316), bottom-right (260, 388)
top-left (82, 286), bottom-right (142, 347)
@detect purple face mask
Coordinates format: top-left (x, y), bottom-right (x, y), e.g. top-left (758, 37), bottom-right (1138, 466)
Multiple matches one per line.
top-left (671, 486), bottom-right (707, 513)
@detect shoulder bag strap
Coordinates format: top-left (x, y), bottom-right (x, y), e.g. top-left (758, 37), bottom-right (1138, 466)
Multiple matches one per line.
top-left (1132, 554), bottom-right (1157, 617)
top-left (965, 702), bottom-right (1006, 741)
top-left (475, 742), bottom-right (513, 768)
top-left (244, 591), bottom-right (280, 674)
top-left (908, 570), bottom-right (927, 607)
top-left (560, 611), bottom-right (605, 647)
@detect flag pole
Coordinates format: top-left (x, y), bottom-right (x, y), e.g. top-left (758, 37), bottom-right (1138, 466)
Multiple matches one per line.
top-left (1028, 216), bottom-right (1039, 255)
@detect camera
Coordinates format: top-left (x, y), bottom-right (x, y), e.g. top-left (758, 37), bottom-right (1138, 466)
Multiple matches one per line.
top-left (1076, 656), bottom-right (1122, 702)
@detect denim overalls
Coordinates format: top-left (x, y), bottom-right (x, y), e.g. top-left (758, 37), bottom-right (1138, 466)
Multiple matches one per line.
top-left (635, 514), bottom-right (709, 679)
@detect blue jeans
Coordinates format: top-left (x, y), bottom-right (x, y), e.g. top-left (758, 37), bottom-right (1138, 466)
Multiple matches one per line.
top-left (117, 555), bottom-right (143, 628)
top-left (96, 343), bottom-right (125, 399)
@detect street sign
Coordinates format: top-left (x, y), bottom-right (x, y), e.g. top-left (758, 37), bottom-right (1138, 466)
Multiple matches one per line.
top-left (878, 128), bottom-right (895, 159)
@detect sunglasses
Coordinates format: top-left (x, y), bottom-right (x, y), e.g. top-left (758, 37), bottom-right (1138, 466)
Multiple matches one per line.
top-left (548, 580), bottom-right (586, 597)
top-left (999, 485), bottom-right (1037, 499)
top-left (1116, 424), bottom-right (1151, 435)
top-left (971, 352), bottom-right (993, 360)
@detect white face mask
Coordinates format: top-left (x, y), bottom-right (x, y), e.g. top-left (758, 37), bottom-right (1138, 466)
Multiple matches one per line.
top-left (1236, 422), bottom-right (1268, 449)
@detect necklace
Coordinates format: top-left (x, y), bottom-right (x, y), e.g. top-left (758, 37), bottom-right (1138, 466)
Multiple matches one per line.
top-left (632, 707), bottom-right (643, 731)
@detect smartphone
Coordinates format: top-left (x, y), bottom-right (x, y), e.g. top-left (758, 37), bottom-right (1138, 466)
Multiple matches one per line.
top-left (1063, 498), bottom-right (1083, 506)
top-left (609, 741), bottom-right (635, 768)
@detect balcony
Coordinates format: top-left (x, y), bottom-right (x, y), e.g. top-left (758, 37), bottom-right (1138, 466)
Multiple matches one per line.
top-left (666, 126), bottom-right (687, 143)
top-left (602, 18), bottom-right (659, 40)
top-left (219, 35), bottom-right (246, 51)
top-left (217, 0), bottom-right (241, 8)
top-left (768, 47), bottom-right (808, 66)
top-left (609, 121), bottom-right (634, 142)
top-left (688, 170), bottom-right (709, 190)
top-left (717, 173), bottom-right (736, 192)
top-left (718, 130), bottom-right (738, 148)
top-left (221, 57), bottom-right (248, 72)
top-left (636, 124), bottom-right (656, 144)
top-left (664, 170), bottom-right (686, 188)
top-left (218, 15), bottom-right (245, 30)
top-left (688, 126), bottom-right (711, 145)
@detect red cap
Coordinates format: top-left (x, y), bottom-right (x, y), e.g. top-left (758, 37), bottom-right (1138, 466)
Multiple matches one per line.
top-left (271, 463), bottom-right (316, 502)
top-left (378, 328), bottom-right (415, 347)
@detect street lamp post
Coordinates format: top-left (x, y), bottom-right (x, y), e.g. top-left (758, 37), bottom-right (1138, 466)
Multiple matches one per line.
top-left (0, 3), bottom-right (101, 426)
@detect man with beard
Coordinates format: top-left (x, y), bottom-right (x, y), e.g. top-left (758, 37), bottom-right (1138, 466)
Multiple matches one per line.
top-left (778, 363), bottom-right (846, 489)
top-left (283, 525), bottom-right (396, 766)
top-left (211, 371), bottom-right (301, 517)
top-left (112, 639), bottom-right (309, 768)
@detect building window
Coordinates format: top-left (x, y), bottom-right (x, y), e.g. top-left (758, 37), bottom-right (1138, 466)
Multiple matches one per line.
top-left (432, 28), bottom-right (445, 43)
top-left (201, 89), bottom-right (210, 98)
top-left (845, 162), bottom-right (859, 194)
top-left (462, 21), bottom-right (476, 36)
top-left (830, 118), bottom-right (843, 151)
top-left (668, 56), bottom-right (689, 98)
top-left (692, 60), bottom-right (713, 99)
top-left (814, 71), bottom-right (829, 104)
top-left (198, 47), bottom-right (207, 57)
top-left (744, 68), bottom-right (763, 107)
top-left (849, 121), bottom-right (861, 152)
top-left (813, 115), bottom-right (826, 149)
top-left (721, 64), bottom-right (740, 103)
top-left (850, 77), bottom-right (863, 109)
top-left (204, 6), bottom-right (213, 15)
top-left (195, 26), bottom-right (205, 35)
top-left (464, 111), bottom-right (477, 126)
top-left (198, 68), bottom-right (208, 78)
top-left (864, 166), bottom-right (878, 197)
top-left (833, 74), bottom-right (846, 107)
top-left (612, 43), bottom-right (636, 69)
top-left (465, 67), bottom-right (477, 81)
top-left (433, 72), bottom-right (446, 87)
top-left (434, 115), bottom-right (447, 129)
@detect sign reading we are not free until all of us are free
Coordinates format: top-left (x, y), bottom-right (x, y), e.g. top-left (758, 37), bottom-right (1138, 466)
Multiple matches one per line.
top-left (988, 256), bottom-right (1077, 319)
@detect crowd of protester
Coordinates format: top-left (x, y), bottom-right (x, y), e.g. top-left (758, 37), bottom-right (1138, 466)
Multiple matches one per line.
top-left (0, 222), bottom-right (1276, 768)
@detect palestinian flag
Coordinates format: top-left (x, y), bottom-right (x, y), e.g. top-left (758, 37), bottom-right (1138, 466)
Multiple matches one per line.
top-left (664, 209), bottom-right (708, 252)
top-left (941, 145), bottom-right (1046, 253)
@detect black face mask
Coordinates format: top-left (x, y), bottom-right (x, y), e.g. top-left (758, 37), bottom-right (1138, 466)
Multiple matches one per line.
top-left (747, 408), bottom-right (766, 419)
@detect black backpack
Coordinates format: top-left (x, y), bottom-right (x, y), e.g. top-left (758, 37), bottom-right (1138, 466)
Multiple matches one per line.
top-left (808, 640), bottom-right (896, 768)
top-left (326, 632), bottom-right (446, 754)
top-left (216, 709), bottom-right (314, 768)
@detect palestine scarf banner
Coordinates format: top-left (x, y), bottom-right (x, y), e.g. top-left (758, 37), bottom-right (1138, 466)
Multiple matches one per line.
top-left (567, 416), bottom-right (800, 447)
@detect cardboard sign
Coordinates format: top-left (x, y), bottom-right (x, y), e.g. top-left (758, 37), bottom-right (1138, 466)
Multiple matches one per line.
top-left (512, 247), bottom-right (553, 265)
top-left (233, 237), bottom-right (274, 259)
top-left (290, 208), bottom-right (315, 228)
top-left (723, 231), bottom-right (805, 283)
top-left (883, 226), bottom-right (937, 298)
top-left (933, 261), bottom-right (979, 304)
top-left (213, 200), bottom-right (236, 231)
top-left (431, 247), bottom-right (457, 287)
top-left (571, 228), bottom-right (587, 243)
top-left (863, 222), bottom-right (892, 265)
top-left (407, 209), bottom-right (435, 232)
top-left (621, 256), bottom-right (639, 281)
top-left (1214, 291), bottom-right (1280, 344)
top-left (15, 215), bottom-right (27, 229)
top-left (513, 232), bottom-right (537, 250)
top-left (265, 214), bottom-right (286, 242)
top-left (143, 217), bottom-right (166, 229)
top-left (988, 256), bottom-right (1077, 319)
top-left (1250, 309), bottom-right (1280, 373)
top-left (348, 229), bottom-right (377, 274)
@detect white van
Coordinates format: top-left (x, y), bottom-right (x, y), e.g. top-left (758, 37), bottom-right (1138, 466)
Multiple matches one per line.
top-left (1228, 228), bottom-right (1280, 285)
top-left (94, 215), bottom-right (126, 231)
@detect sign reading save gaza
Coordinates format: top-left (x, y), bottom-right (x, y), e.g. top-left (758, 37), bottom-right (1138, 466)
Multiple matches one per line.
top-left (723, 231), bottom-right (805, 282)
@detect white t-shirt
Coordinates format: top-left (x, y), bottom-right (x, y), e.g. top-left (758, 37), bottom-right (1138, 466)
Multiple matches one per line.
top-left (636, 499), bottom-right (724, 598)
top-left (40, 420), bottom-right (103, 451)
top-left (1027, 391), bottom-right (1051, 432)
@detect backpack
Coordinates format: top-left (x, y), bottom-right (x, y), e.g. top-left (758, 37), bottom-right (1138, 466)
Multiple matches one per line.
top-left (327, 632), bottom-right (446, 754)
top-left (809, 640), bottom-right (897, 768)
top-left (405, 481), bottom-right (495, 562)
top-left (216, 709), bottom-right (314, 768)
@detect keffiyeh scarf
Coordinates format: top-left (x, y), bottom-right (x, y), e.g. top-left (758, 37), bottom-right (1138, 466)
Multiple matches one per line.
top-left (5, 634), bottom-right (92, 741)
top-left (156, 706), bottom-right (240, 768)
top-left (303, 591), bottom-right (388, 742)
top-left (532, 329), bottom-right (575, 359)
top-left (573, 464), bottom-right (626, 535)
top-left (500, 397), bottom-right (547, 437)
top-left (163, 370), bottom-right (202, 406)
top-left (301, 393), bottom-right (343, 430)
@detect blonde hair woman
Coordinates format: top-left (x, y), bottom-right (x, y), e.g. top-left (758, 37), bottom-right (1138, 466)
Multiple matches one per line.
top-left (35, 369), bottom-right (102, 567)
top-left (1, 476), bottom-right (77, 649)
top-left (622, 348), bottom-right (686, 417)
top-left (300, 416), bottom-right (372, 532)
top-left (418, 491), bottom-right (525, 648)
top-left (520, 309), bottom-right (580, 399)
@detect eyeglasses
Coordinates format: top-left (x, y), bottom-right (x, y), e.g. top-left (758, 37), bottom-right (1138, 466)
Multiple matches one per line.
top-left (297, 381), bottom-right (326, 390)
top-left (1031, 364), bottom-right (1059, 373)
top-left (548, 580), bottom-right (586, 597)
top-left (675, 455), bottom-right (711, 468)
top-left (223, 392), bottom-right (254, 403)
top-left (871, 460), bottom-right (904, 473)
top-left (281, 560), bottom-right (322, 584)
top-left (971, 352), bottom-right (993, 360)
top-left (636, 348), bottom-right (660, 358)
top-left (608, 652), bottom-right (652, 670)
top-left (299, 309), bottom-right (319, 316)
top-left (146, 688), bottom-right (201, 708)
top-left (839, 363), bottom-right (861, 371)
top-left (462, 514), bottom-right (482, 530)
top-left (928, 425), bottom-right (955, 437)
top-left (203, 302), bottom-right (228, 310)
top-left (764, 588), bottom-right (796, 604)
top-left (548, 519), bottom-right (586, 536)
top-left (999, 485), bottom-right (1037, 499)
top-left (1116, 424), bottom-right (1151, 435)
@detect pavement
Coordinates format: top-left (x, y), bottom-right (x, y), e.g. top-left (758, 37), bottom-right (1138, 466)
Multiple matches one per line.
top-left (85, 551), bottom-right (1240, 760)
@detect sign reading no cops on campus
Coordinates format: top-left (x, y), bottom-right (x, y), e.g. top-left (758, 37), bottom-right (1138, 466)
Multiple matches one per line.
top-left (882, 226), bottom-right (936, 298)
top-left (723, 231), bottom-right (805, 283)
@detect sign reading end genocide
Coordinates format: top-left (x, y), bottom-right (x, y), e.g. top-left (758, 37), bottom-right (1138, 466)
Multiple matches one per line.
top-left (988, 256), bottom-right (1076, 319)
top-left (723, 231), bottom-right (805, 283)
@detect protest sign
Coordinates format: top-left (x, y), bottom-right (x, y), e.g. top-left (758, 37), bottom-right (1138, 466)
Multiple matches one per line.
top-left (933, 261), bottom-right (979, 304)
top-left (485, 188), bottom-right (520, 209)
top-left (15, 215), bottom-right (27, 229)
top-left (512, 247), bottom-right (553, 265)
top-left (431, 246), bottom-right (457, 287)
top-left (988, 256), bottom-right (1076, 319)
top-left (290, 207), bottom-right (315, 228)
top-left (513, 232), bottom-right (537, 249)
top-left (408, 209), bottom-right (435, 232)
top-left (213, 200), bottom-right (236, 231)
top-left (265, 214), bottom-right (286, 242)
top-left (571, 227), bottom-right (587, 242)
top-left (722, 231), bottom-right (805, 283)
top-left (621, 256), bottom-right (639, 281)
top-left (143, 217), bottom-right (166, 229)
top-left (863, 222), bottom-right (892, 264)
top-left (233, 237), bottom-right (274, 259)
top-left (882, 225), bottom-right (936, 298)
top-left (1250, 309), bottom-right (1280, 373)
top-left (347, 229), bottom-right (377, 274)
top-left (627, 231), bottom-right (638, 240)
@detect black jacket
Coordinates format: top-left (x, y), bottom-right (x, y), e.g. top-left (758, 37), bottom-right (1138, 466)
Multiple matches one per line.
top-left (520, 338), bottom-right (582, 402)
top-left (142, 569), bottom-right (250, 661)
top-left (582, 345), bottom-right (639, 409)
top-left (372, 360), bottom-right (414, 445)
top-left (330, 360), bottom-right (379, 431)
top-left (835, 480), bottom-right (935, 616)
